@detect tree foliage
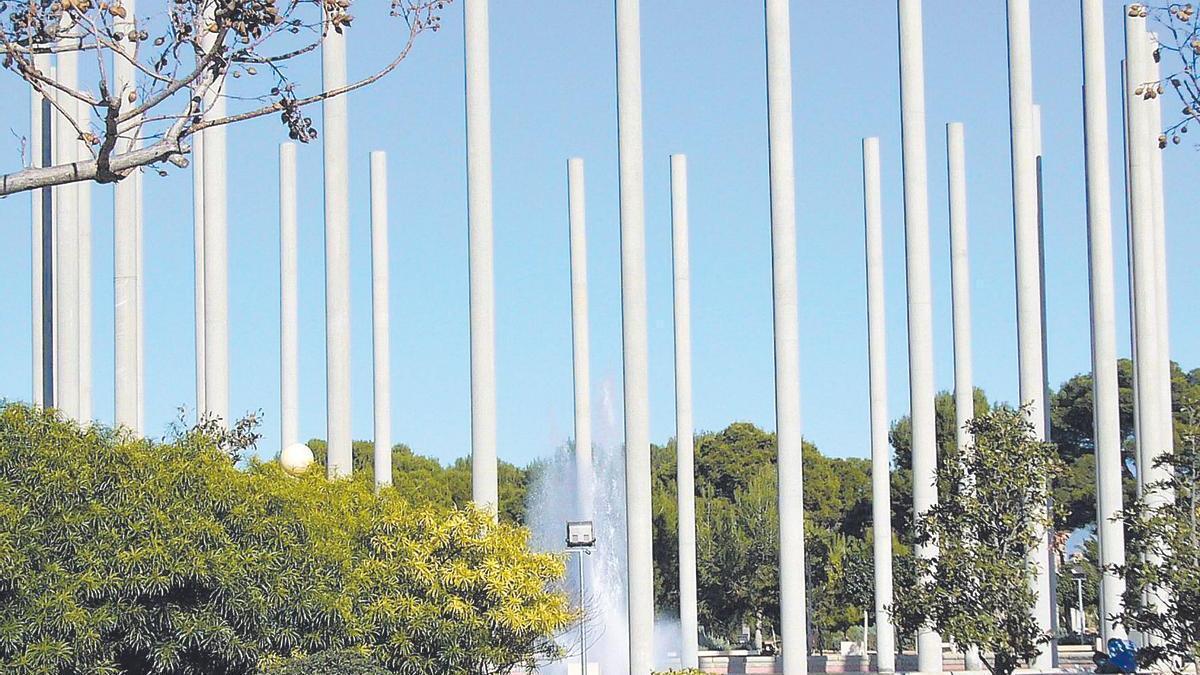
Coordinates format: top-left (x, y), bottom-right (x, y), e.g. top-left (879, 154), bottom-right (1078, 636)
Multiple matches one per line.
top-left (892, 406), bottom-right (1064, 675)
top-left (0, 403), bottom-right (570, 675)
top-left (1115, 396), bottom-right (1200, 674)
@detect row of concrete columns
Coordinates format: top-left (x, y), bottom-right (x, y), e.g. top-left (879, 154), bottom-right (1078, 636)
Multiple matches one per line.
top-left (25, 2), bottom-right (1177, 673)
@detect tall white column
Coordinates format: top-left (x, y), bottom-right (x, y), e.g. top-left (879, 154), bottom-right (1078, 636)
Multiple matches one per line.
top-left (946, 123), bottom-right (986, 673)
top-left (670, 154), bottom-right (700, 670)
top-left (323, 10), bottom-right (352, 478)
top-left (1006, 3), bottom-right (1056, 666)
top-left (862, 137), bottom-right (896, 675)
top-left (114, 1), bottom-right (139, 430)
top-left (279, 143), bottom-right (299, 451)
top-left (1147, 35), bottom-right (1173, 456)
top-left (567, 158), bottom-right (594, 519)
top-left (614, 0), bottom-right (654, 670)
top-left (31, 57), bottom-right (49, 407)
top-left (193, 129), bottom-right (206, 418)
top-left (1124, 7), bottom-right (1169, 515)
top-left (896, 1), bottom-right (940, 670)
top-left (1080, 0), bottom-right (1127, 642)
top-left (201, 10), bottom-right (229, 427)
top-left (55, 42), bottom-right (80, 420)
top-left (371, 151), bottom-right (392, 489)
top-left (135, 150), bottom-right (145, 432)
top-left (765, 2), bottom-right (808, 672)
top-left (77, 98), bottom-right (92, 423)
top-left (464, 0), bottom-right (498, 508)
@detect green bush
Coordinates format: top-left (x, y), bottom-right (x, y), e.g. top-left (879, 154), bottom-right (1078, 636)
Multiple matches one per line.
top-left (263, 649), bottom-right (391, 675)
top-left (0, 404), bottom-right (570, 674)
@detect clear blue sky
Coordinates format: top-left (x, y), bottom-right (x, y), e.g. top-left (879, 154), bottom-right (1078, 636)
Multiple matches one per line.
top-left (0, 1), bottom-right (1195, 468)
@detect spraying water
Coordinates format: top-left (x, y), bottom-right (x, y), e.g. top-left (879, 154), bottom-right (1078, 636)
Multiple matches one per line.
top-left (526, 378), bottom-right (684, 674)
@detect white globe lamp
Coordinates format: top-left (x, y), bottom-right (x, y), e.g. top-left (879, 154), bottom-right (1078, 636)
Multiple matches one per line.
top-left (280, 442), bottom-right (314, 475)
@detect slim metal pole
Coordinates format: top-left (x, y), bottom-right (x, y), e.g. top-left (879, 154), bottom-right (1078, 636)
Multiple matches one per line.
top-left (279, 143), bottom-right (299, 451)
top-left (1079, 0), bottom-right (1127, 642)
top-left (568, 158), bottom-right (594, 519)
top-left (323, 5), bottom-right (352, 478)
top-left (896, 1), bottom-right (940, 670)
top-left (614, 0), bottom-right (654, 670)
top-left (464, 0), bottom-right (499, 509)
top-left (670, 154), bottom-right (700, 669)
top-left (862, 137), bottom-right (896, 674)
top-left (765, 2), bottom-right (809, 672)
top-left (371, 151), bottom-right (392, 489)
top-left (579, 552), bottom-right (588, 675)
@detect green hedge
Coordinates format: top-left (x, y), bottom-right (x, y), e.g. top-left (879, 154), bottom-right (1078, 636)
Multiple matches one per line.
top-left (0, 404), bottom-right (570, 674)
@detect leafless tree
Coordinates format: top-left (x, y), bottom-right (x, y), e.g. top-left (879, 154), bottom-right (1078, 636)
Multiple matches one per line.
top-left (0, 0), bottom-right (450, 196)
top-left (1138, 3), bottom-right (1200, 147)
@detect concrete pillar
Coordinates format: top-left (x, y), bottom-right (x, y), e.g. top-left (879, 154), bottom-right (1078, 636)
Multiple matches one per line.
top-left (567, 157), bottom-right (594, 519)
top-left (1147, 34), bottom-right (1173, 457)
top-left (1006, 2), bottom-right (1056, 666)
top-left (114, 1), bottom-right (139, 430)
top-left (946, 123), bottom-right (986, 673)
top-left (323, 9), bottom-right (352, 478)
top-left (464, 0), bottom-right (499, 508)
top-left (614, 0), bottom-right (654, 670)
top-left (1080, 0), bottom-right (1127, 642)
top-left (193, 128), bottom-right (206, 418)
top-left (135, 151), bottom-right (145, 432)
top-left (201, 10), bottom-right (229, 427)
top-left (31, 54), bottom-right (52, 407)
top-left (55, 42), bottom-right (80, 420)
top-left (765, 1), bottom-right (808, 672)
top-left (77, 98), bottom-right (92, 423)
top-left (279, 143), bottom-right (299, 451)
top-left (862, 137), bottom-right (896, 674)
top-left (896, 1), bottom-right (940, 670)
top-left (371, 151), bottom-right (392, 489)
top-left (670, 154), bottom-right (700, 669)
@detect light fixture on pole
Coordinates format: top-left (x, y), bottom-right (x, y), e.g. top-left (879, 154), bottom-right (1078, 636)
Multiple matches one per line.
top-left (566, 521), bottom-right (596, 675)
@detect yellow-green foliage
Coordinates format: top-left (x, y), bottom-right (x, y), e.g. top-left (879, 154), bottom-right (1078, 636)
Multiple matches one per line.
top-left (0, 404), bottom-right (570, 675)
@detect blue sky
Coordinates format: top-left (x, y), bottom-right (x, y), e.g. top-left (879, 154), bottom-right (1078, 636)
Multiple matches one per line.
top-left (0, 1), bottom-right (1195, 468)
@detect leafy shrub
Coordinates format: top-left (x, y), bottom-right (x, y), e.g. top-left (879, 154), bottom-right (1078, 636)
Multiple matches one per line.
top-left (0, 404), bottom-right (570, 674)
top-left (262, 649), bottom-right (391, 675)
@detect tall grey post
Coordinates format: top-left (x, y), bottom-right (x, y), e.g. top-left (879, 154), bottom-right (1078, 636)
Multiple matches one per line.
top-left (464, 0), bottom-right (499, 510)
top-left (201, 6), bottom-right (230, 427)
top-left (371, 151), bottom-right (393, 489)
top-left (55, 39), bottom-right (80, 420)
top-left (1080, 0), bottom-right (1127, 641)
top-left (193, 129), bottom-right (206, 417)
top-left (1147, 35), bottom-right (1173, 459)
top-left (946, 123), bottom-right (985, 673)
top-left (567, 158), bottom-right (594, 519)
top-left (614, 0), bottom-right (654, 670)
top-left (764, 1), bottom-right (808, 671)
top-left (323, 11), bottom-right (353, 478)
top-left (670, 154), bottom-right (700, 669)
top-left (279, 143), bottom-right (299, 451)
top-left (862, 137), bottom-right (896, 674)
top-left (77, 97), bottom-right (93, 423)
top-left (896, 1), bottom-right (940, 670)
top-left (1006, 3), bottom-right (1055, 666)
top-left (114, 0), bottom-right (140, 430)
top-left (135, 163), bottom-right (145, 431)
